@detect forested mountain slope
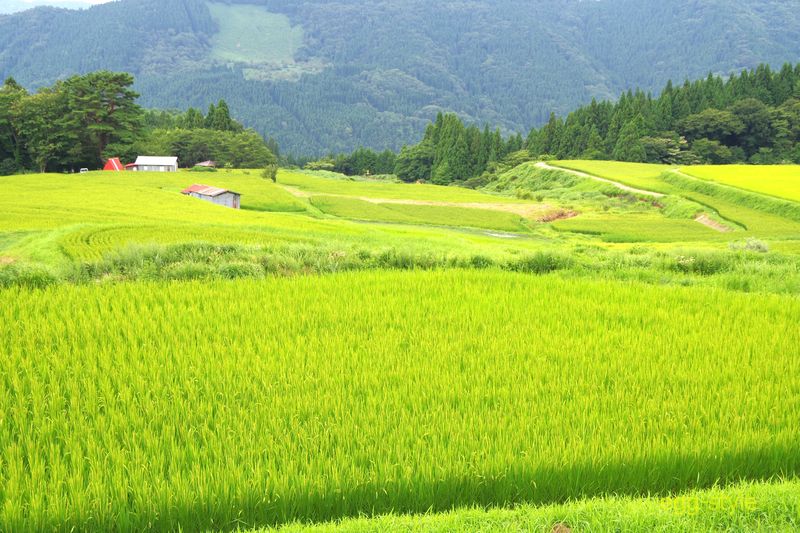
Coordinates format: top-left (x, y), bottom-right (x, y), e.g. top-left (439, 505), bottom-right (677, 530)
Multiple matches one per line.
top-left (2, 0), bottom-right (800, 154)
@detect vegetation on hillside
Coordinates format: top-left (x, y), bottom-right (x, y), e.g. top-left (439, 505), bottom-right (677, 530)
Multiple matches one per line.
top-left (527, 63), bottom-right (800, 165)
top-left (4, 1), bottom-right (800, 154)
top-left (0, 74), bottom-right (276, 173)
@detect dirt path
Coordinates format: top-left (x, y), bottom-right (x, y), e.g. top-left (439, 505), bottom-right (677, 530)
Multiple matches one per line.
top-left (281, 185), bottom-right (557, 219)
top-left (694, 214), bottom-right (733, 232)
top-left (535, 162), bottom-right (666, 198)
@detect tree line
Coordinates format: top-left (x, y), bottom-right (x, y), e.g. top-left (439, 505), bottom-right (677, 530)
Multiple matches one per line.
top-left (526, 63), bottom-right (800, 165)
top-left (0, 71), bottom-right (276, 175)
top-left (308, 114), bottom-right (524, 186)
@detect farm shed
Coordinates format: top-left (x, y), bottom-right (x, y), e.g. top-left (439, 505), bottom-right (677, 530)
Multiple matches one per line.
top-left (128, 156), bottom-right (179, 172)
top-left (103, 157), bottom-right (124, 171)
top-left (181, 184), bottom-right (241, 209)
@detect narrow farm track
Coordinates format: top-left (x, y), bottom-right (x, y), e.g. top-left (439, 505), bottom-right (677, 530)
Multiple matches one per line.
top-left (536, 161), bottom-right (666, 197)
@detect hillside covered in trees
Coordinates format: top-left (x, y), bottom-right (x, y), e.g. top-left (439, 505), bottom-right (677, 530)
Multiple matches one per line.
top-left (2, 0), bottom-right (800, 155)
top-left (320, 63), bottom-right (800, 186)
top-left (527, 63), bottom-right (800, 165)
top-left (0, 72), bottom-right (276, 174)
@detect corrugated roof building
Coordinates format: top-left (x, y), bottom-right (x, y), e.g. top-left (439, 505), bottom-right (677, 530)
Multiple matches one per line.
top-left (181, 184), bottom-right (241, 209)
top-left (128, 156), bottom-right (179, 172)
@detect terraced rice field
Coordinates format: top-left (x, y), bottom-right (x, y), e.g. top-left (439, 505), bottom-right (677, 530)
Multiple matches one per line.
top-left (683, 165), bottom-right (800, 202)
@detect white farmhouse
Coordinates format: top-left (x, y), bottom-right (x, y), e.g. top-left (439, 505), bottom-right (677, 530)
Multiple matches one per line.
top-left (127, 156), bottom-right (179, 172)
top-left (181, 184), bottom-right (241, 209)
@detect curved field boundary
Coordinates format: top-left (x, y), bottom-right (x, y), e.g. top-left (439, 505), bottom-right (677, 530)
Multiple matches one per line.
top-left (665, 170), bottom-right (800, 223)
top-left (681, 166), bottom-right (800, 203)
top-left (535, 162), bottom-right (665, 198)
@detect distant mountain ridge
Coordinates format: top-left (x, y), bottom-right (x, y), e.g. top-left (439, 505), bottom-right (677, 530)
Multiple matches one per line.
top-left (2, 0), bottom-right (800, 155)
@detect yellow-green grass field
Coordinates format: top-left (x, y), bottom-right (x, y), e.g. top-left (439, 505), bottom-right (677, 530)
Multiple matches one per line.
top-left (553, 213), bottom-right (727, 243)
top-left (0, 170), bottom-right (549, 265)
top-left (2, 271), bottom-right (800, 530)
top-left (683, 165), bottom-right (800, 202)
top-left (552, 160), bottom-right (675, 193)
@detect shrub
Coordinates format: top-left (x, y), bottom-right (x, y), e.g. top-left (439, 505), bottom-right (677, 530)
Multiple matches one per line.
top-left (217, 262), bottom-right (263, 280)
top-left (507, 252), bottom-right (572, 274)
top-left (729, 239), bottom-right (769, 254)
top-left (163, 262), bottom-right (214, 281)
top-left (262, 164), bottom-right (278, 182)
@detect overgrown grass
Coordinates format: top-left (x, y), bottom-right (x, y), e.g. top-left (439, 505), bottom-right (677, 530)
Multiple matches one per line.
top-left (2, 271), bottom-right (800, 530)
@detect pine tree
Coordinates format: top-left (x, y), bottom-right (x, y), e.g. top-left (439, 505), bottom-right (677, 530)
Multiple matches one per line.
top-left (612, 115), bottom-right (647, 162)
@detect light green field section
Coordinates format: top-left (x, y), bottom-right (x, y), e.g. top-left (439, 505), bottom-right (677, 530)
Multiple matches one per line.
top-left (311, 196), bottom-right (530, 232)
top-left (207, 3), bottom-right (303, 65)
top-left (280, 171), bottom-right (528, 203)
top-left (683, 165), bottom-right (800, 202)
top-left (264, 480), bottom-right (800, 532)
top-left (553, 213), bottom-right (723, 243)
top-left (2, 271), bottom-right (800, 530)
top-left (553, 160), bottom-right (675, 193)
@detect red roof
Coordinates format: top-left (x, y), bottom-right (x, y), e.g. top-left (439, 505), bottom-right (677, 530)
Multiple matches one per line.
top-left (103, 158), bottom-right (123, 171)
top-left (181, 184), bottom-right (240, 197)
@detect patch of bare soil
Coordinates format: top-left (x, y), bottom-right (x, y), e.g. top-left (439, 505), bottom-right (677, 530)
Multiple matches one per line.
top-left (695, 213), bottom-right (733, 232)
top-left (538, 209), bottom-right (579, 223)
top-left (0, 256), bottom-right (15, 265)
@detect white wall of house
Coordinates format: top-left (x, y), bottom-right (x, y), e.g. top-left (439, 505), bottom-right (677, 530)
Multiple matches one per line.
top-left (134, 164), bottom-right (177, 172)
top-left (188, 192), bottom-right (241, 209)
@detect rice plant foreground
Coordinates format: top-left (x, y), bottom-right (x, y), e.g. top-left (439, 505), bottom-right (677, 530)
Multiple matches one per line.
top-left (1, 270), bottom-right (799, 530)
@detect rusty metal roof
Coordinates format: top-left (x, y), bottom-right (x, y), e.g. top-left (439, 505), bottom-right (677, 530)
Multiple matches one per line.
top-left (181, 184), bottom-right (240, 197)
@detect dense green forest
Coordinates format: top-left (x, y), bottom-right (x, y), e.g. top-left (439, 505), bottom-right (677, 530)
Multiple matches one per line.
top-left (527, 63), bottom-right (800, 165)
top-left (2, 0), bottom-right (800, 155)
top-left (0, 73), bottom-right (275, 173)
